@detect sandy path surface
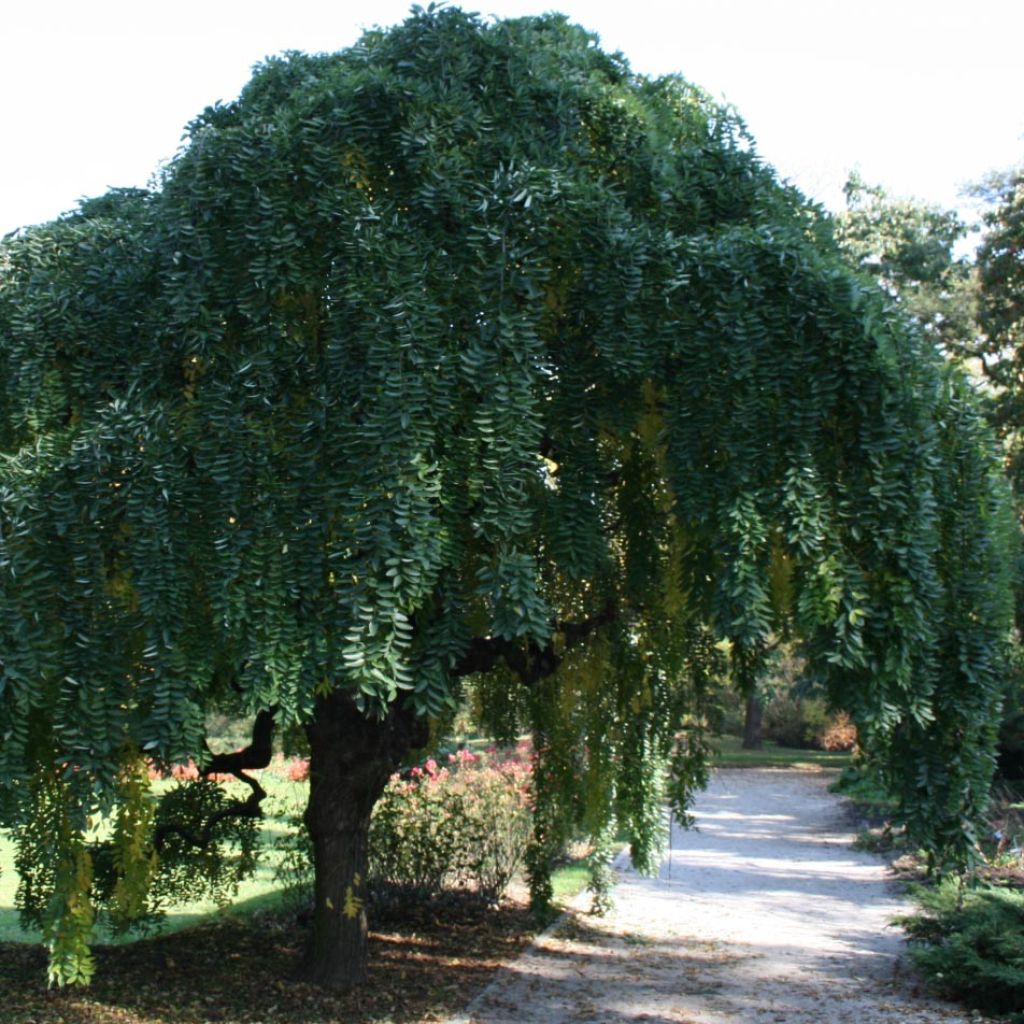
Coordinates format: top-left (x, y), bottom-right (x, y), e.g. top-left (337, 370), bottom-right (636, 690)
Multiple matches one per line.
top-left (452, 768), bottom-right (979, 1024)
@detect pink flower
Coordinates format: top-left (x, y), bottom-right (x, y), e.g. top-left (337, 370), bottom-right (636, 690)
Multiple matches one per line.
top-left (287, 758), bottom-right (309, 782)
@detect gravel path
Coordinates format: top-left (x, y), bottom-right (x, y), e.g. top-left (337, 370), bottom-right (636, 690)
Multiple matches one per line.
top-left (453, 768), bottom-right (980, 1024)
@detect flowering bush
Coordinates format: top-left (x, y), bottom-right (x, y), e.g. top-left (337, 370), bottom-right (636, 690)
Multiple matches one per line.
top-left (274, 745), bottom-right (533, 908)
top-left (147, 751), bottom-right (311, 784)
top-left (369, 748), bottom-right (532, 904)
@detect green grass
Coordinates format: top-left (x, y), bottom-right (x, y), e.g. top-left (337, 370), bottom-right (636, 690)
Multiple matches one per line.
top-left (0, 830), bottom-right (24, 942)
top-left (1, 735), bottom-right (848, 947)
top-left (1, 756), bottom-right (568, 946)
top-left (712, 733), bottom-right (853, 770)
top-left (550, 863), bottom-right (591, 907)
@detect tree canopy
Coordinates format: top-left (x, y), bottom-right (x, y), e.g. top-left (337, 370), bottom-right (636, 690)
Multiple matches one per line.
top-left (0, 6), bottom-right (1015, 988)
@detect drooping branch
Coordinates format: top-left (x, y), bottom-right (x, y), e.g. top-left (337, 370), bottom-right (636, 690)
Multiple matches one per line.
top-left (153, 708), bottom-right (275, 852)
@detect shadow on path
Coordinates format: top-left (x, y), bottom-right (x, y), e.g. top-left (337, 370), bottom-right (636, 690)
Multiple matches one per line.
top-left (452, 769), bottom-right (976, 1024)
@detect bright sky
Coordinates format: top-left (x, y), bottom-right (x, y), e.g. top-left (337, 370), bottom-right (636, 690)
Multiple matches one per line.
top-left (3, 0), bottom-right (1022, 238)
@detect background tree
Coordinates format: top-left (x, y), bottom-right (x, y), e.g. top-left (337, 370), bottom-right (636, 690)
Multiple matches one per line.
top-left (967, 166), bottom-right (1024, 776)
top-left (971, 167), bottom-right (1024, 487)
top-left (834, 170), bottom-right (976, 353)
top-left (0, 7), bottom-right (1015, 990)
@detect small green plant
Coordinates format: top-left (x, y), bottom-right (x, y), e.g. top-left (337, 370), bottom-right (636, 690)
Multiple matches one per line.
top-left (852, 825), bottom-right (899, 854)
top-left (831, 765), bottom-right (897, 811)
top-left (898, 879), bottom-right (1024, 1020)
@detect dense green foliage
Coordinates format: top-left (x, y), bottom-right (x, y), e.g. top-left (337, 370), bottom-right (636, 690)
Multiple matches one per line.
top-left (0, 6), bottom-right (1015, 984)
top-left (900, 880), bottom-right (1024, 1020)
top-left (836, 170), bottom-right (1024, 780)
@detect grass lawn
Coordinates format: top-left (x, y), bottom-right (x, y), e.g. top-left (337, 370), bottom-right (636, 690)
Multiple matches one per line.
top-left (1, 737), bottom-right (846, 944)
top-left (4, 738), bottom-right (835, 1022)
top-left (712, 733), bottom-right (853, 771)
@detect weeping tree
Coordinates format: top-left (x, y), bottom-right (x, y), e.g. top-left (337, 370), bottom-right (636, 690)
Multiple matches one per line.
top-left (0, 7), bottom-right (1016, 990)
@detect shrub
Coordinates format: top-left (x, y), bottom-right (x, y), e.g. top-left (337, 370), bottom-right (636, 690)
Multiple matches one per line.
top-left (763, 697), bottom-right (855, 750)
top-left (450, 752), bottom-right (532, 903)
top-left (820, 711), bottom-right (857, 751)
top-left (369, 759), bottom-right (462, 899)
top-left (274, 747), bottom-right (532, 909)
top-left (898, 879), bottom-right (1024, 1020)
top-left (763, 696), bottom-right (825, 748)
top-left (369, 750), bottom-right (532, 904)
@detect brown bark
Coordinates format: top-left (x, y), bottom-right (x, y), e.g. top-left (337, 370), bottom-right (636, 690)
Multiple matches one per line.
top-left (742, 692), bottom-right (764, 750)
top-left (298, 691), bottom-right (428, 989)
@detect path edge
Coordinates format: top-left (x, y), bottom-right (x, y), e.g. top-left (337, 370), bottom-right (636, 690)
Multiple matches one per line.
top-left (443, 844), bottom-right (633, 1024)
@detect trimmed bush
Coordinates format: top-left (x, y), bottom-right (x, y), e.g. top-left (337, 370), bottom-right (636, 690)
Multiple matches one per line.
top-left (370, 749), bottom-right (532, 904)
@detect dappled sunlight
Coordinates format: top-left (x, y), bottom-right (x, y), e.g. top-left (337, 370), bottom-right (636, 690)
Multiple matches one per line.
top-left (695, 810), bottom-right (796, 823)
top-left (465, 768), bottom-right (973, 1023)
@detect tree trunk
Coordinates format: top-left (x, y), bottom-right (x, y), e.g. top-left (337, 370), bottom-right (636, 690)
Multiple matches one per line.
top-left (298, 691), bottom-right (428, 989)
top-left (742, 692), bottom-right (763, 750)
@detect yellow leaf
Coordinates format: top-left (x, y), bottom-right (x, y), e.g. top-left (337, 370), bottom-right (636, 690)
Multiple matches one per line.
top-left (343, 883), bottom-right (364, 919)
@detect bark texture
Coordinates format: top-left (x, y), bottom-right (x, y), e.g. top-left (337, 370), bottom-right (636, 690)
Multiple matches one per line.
top-left (742, 693), bottom-right (764, 750)
top-left (299, 692), bottom-right (428, 989)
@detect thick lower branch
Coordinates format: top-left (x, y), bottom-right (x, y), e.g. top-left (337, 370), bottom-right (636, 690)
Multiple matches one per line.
top-left (203, 707), bottom-right (276, 773)
top-left (153, 774), bottom-right (266, 851)
top-left (153, 708), bottom-right (275, 852)
top-left (455, 602), bottom-right (617, 686)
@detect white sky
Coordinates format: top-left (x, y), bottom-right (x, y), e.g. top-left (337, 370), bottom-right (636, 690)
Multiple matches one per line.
top-left (3, 0), bottom-right (1022, 237)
